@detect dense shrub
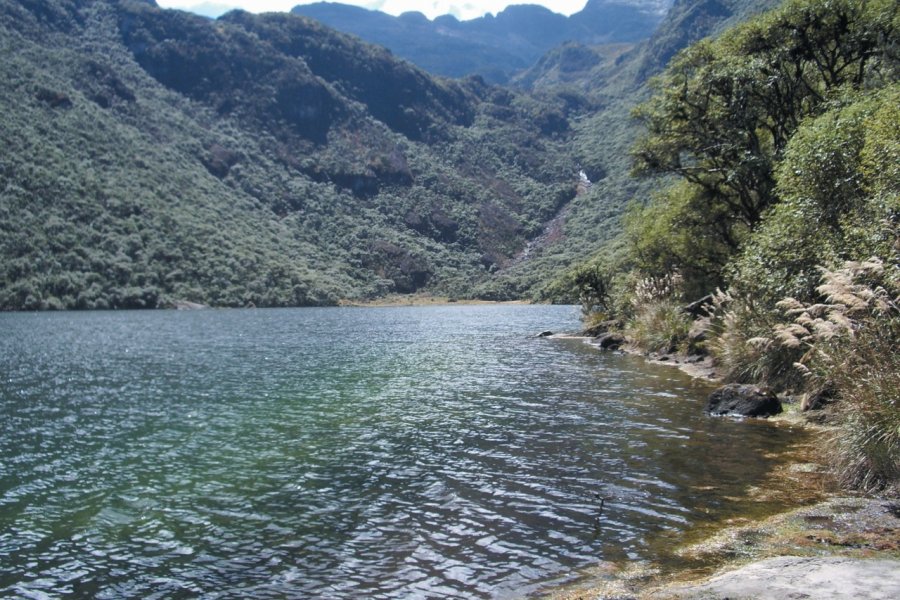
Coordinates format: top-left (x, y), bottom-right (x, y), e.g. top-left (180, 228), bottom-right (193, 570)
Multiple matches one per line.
top-left (629, 0), bottom-right (898, 295)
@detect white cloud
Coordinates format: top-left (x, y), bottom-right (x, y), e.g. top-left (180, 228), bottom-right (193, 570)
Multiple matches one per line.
top-left (155, 1), bottom-right (589, 20)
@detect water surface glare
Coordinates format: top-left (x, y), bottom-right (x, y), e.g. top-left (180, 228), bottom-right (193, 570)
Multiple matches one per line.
top-left (1, 305), bottom-right (800, 598)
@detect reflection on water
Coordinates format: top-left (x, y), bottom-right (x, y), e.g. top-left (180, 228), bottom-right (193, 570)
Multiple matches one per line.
top-left (0, 305), bottom-right (806, 598)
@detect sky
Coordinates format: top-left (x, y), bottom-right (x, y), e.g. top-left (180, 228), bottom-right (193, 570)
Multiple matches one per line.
top-left (155, 1), bottom-right (590, 21)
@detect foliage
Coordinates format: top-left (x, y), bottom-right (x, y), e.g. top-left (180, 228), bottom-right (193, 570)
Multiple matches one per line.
top-left (571, 260), bottom-right (614, 316)
top-left (0, 0), bottom-right (592, 310)
top-left (626, 299), bottom-right (693, 354)
top-left (616, 269), bottom-right (694, 354)
top-left (625, 181), bottom-right (742, 299)
top-left (729, 85), bottom-right (900, 305)
top-left (630, 0), bottom-right (899, 294)
top-left (703, 289), bottom-right (809, 390)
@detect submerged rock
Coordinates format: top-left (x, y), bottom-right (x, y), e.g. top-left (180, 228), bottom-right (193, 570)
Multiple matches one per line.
top-left (706, 384), bottom-right (782, 418)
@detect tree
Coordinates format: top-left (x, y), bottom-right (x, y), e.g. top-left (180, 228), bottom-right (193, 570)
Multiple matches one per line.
top-left (730, 83), bottom-right (900, 303)
top-left (630, 0), bottom-right (898, 291)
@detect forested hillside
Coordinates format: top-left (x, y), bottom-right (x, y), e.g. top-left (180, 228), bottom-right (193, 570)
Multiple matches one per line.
top-left (0, 0), bottom-right (585, 309)
top-left (510, 0), bottom-right (782, 300)
top-left (3, 0), bottom-right (862, 314)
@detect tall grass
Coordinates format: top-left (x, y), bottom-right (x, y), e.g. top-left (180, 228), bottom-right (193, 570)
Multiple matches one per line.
top-left (799, 259), bottom-right (900, 494)
top-left (706, 257), bottom-right (900, 493)
top-left (828, 316), bottom-right (900, 493)
top-left (627, 300), bottom-right (693, 354)
top-left (704, 290), bottom-right (808, 391)
top-left (623, 272), bottom-right (696, 354)
top-left (743, 258), bottom-right (900, 494)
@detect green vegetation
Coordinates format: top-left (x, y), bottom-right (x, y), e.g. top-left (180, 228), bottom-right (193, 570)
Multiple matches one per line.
top-left (4, 0), bottom-right (897, 491)
top-left (569, 0), bottom-right (899, 494)
top-left (0, 0), bottom-right (592, 309)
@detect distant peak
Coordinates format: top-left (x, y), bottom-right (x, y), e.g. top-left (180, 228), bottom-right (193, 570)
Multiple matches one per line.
top-left (583, 0), bottom-right (674, 15)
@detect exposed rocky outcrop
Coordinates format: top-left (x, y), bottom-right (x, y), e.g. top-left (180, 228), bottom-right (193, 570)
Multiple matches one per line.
top-left (706, 383), bottom-right (782, 417)
top-left (581, 319), bottom-right (622, 337)
top-left (650, 556), bottom-right (900, 599)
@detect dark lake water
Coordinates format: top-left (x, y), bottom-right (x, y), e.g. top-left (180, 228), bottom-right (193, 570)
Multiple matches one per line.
top-left (0, 305), bottom-right (805, 598)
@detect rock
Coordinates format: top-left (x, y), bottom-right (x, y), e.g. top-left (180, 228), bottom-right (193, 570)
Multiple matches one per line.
top-left (706, 384), bottom-right (782, 417)
top-left (595, 332), bottom-right (626, 350)
top-left (536, 330), bottom-right (554, 338)
top-left (650, 556), bottom-right (900, 599)
top-left (687, 318), bottom-right (709, 345)
top-left (801, 381), bottom-right (836, 411)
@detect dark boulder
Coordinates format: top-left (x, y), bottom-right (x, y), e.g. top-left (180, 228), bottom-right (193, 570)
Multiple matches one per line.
top-left (595, 332), bottom-right (626, 350)
top-left (706, 384), bottom-right (782, 418)
top-left (801, 382), bottom-right (837, 412)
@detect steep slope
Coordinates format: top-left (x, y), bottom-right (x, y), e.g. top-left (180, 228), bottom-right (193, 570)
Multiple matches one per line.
top-left (0, 0), bottom-right (580, 309)
top-left (494, 0), bottom-right (783, 297)
top-left (517, 0), bottom-right (782, 93)
top-left (291, 0), bottom-right (673, 83)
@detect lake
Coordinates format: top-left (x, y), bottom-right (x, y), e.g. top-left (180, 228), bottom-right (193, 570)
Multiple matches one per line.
top-left (0, 305), bottom-right (805, 598)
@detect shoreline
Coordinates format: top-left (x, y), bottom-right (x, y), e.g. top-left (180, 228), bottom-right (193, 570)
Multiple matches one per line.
top-left (337, 295), bottom-right (531, 307)
top-left (542, 334), bottom-right (900, 599)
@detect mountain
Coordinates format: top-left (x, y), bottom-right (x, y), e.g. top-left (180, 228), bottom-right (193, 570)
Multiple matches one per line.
top-left (517, 0), bottom-right (782, 93)
top-left (496, 0), bottom-right (784, 300)
top-left (0, 0), bottom-right (785, 311)
top-left (290, 1), bottom-right (674, 83)
top-left (0, 0), bottom-right (583, 309)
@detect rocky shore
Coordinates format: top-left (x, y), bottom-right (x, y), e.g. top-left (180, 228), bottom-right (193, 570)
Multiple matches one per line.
top-left (547, 497), bottom-right (900, 600)
top-left (539, 327), bottom-right (900, 600)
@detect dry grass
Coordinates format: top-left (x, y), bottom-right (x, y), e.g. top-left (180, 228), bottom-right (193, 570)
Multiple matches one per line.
top-left (704, 289), bottom-right (807, 391)
top-left (773, 259), bottom-right (899, 494)
top-left (626, 300), bottom-right (693, 354)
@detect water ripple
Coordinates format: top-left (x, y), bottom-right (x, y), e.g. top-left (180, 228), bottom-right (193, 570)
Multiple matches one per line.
top-left (1, 306), bottom-right (799, 598)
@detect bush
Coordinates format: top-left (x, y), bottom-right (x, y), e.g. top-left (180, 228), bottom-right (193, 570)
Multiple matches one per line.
top-left (830, 315), bottom-right (900, 494)
top-left (752, 257), bottom-right (900, 494)
top-left (800, 259), bottom-right (899, 493)
top-left (704, 289), bottom-right (809, 392)
top-left (626, 299), bottom-right (692, 354)
top-left (619, 271), bottom-right (696, 354)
